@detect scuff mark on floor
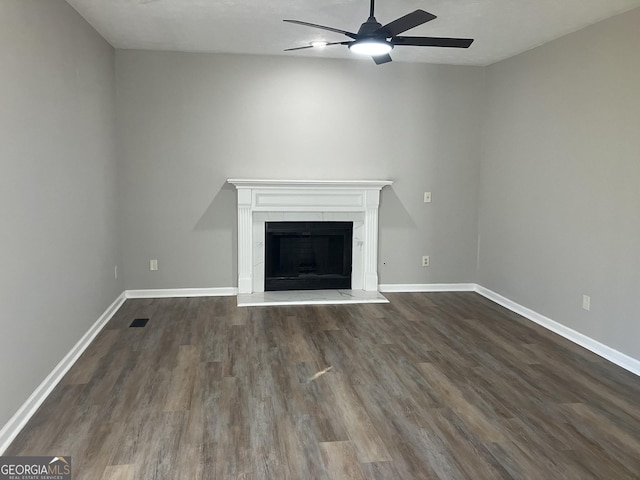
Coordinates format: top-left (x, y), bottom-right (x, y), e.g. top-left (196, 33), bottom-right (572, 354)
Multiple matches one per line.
top-left (308, 366), bottom-right (333, 382)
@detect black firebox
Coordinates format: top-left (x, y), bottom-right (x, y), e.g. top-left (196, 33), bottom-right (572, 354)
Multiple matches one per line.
top-left (265, 221), bottom-right (353, 291)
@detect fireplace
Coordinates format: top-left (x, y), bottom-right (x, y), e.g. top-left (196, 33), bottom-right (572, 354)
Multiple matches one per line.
top-left (227, 179), bottom-right (392, 301)
top-left (265, 221), bottom-right (353, 291)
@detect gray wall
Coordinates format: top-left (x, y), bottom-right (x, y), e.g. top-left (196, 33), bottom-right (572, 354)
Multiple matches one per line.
top-left (478, 8), bottom-right (640, 359)
top-left (115, 51), bottom-right (485, 289)
top-left (0, 0), bottom-right (120, 427)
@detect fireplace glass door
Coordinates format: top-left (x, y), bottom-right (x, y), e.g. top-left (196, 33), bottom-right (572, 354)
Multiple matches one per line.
top-left (264, 221), bottom-right (353, 291)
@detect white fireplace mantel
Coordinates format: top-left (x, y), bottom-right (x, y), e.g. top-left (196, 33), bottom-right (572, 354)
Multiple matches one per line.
top-left (227, 179), bottom-right (393, 295)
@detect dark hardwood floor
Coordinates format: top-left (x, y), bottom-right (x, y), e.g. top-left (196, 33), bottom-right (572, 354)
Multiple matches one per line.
top-left (6, 292), bottom-right (640, 479)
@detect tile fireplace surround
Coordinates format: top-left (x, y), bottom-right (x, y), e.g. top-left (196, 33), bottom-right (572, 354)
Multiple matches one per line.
top-left (227, 179), bottom-right (393, 306)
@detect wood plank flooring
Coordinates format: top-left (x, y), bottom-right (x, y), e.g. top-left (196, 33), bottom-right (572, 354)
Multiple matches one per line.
top-left (5, 292), bottom-right (640, 479)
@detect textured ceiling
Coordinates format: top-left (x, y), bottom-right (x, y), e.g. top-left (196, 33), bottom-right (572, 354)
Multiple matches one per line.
top-left (65, 0), bottom-right (640, 66)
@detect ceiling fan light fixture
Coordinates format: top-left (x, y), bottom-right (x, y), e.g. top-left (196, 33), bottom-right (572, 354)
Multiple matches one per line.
top-left (348, 39), bottom-right (393, 56)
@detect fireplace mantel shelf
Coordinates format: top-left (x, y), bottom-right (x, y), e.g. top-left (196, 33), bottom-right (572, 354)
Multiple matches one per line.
top-left (228, 178), bottom-right (393, 301)
top-left (227, 179), bottom-right (393, 189)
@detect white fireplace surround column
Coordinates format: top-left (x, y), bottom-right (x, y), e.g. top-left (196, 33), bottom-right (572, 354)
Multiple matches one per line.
top-left (227, 179), bottom-right (393, 295)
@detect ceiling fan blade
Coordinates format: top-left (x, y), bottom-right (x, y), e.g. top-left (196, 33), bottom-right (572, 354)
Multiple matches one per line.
top-left (373, 54), bottom-right (392, 65)
top-left (393, 36), bottom-right (474, 48)
top-left (284, 41), bottom-right (352, 52)
top-left (284, 45), bottom-right (314, 51)
top-left (283, 19), bottom-right (357, 39)
top-left (378, 10), bottom-right (436, 37)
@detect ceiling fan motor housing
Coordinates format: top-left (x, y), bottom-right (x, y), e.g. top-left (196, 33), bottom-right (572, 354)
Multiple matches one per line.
top-left (358, 17), bottom-right (385, 36)
top-left (348, 16), bottom-right (394, 56)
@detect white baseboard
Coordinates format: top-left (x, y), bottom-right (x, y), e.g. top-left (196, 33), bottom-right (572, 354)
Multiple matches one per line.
top-left (0, 292), bottom-right (127, 455)
top-left (379, 283), bottom-right (476, 293)
top-left (474, 285), bottom-right (640, 377)
top-left (125, 287), bottom-right (238, 298)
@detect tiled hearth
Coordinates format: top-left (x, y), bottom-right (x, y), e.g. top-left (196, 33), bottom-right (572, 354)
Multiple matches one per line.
top-left (227, 179), bottom-right (392, 306)
top-left (236, 289), bottom-right (388, 307)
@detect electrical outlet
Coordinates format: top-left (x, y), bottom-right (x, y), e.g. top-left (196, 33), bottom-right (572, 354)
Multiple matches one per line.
top-left (150, 259), bottom-right (158, 271)
top-left (422, 256), bottom-right (430, 267)
top-left (582, 294), bottom-right (590, 311)
top-left (424, 192), bottom-right (432, 203)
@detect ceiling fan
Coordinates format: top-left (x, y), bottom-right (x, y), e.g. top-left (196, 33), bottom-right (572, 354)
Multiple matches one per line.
top-left (283, 0), bottom-right (473, 65)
